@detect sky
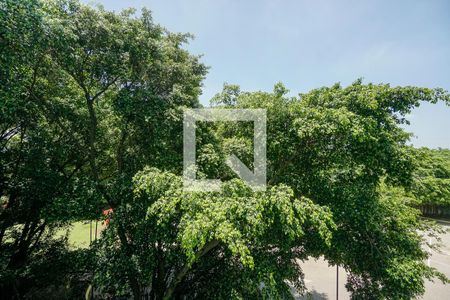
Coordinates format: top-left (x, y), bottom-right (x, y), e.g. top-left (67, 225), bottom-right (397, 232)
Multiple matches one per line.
top-left (83, 0), bottom-right (450, 148)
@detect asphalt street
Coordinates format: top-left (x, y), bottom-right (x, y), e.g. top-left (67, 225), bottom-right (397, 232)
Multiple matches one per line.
top-left (295, 223), bottom-right (450, 299)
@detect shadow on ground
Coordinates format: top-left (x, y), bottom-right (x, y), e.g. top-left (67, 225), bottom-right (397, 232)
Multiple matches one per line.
top-left (297, 290), bottom-right (329, 300)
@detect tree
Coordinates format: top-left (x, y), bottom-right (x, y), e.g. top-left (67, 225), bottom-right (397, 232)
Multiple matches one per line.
top-left (1, 0), bottom-right (206, 298)
top-left (93, 168), bottom-right (334, 299)
top-left (210, 80), bottom-right (449, 299)
top-left (0, 0), bottom-right (97, 297)
top-left (407, 147), bottom-right (450, 217)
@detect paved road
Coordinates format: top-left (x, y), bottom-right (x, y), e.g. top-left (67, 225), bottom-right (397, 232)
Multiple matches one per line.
top-left (422, 221), bottom-right (450, 299)
top-left (295, 223), bottom-right (450, 299)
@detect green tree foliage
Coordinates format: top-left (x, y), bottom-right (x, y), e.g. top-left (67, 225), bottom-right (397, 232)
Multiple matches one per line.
top-left (410, 148), bottom-right (450, 208)
top-left (94, 168), bottom-right (334, 299)
top-left (1, 0), bottom-right (450, 299)
top-left (1, 0), bottom-right (97, 297)
top-left (210, 81), bottom-right (450, 299)
top-left (1, 0), bottom-right (206, 298)
top-left (381, 147), bottom-right (450, 218)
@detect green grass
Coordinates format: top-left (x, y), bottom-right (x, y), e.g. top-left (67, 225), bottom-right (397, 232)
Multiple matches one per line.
top-left (6, 221), bottom-right (103, 249)
top-left (61, 221), bottom-right (103, 249)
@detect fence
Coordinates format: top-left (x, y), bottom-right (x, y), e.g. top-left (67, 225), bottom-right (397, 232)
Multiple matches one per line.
top-left (418, 204), bottom-right (450, 219)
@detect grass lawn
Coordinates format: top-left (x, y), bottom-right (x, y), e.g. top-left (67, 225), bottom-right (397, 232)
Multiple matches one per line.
top-left (62, 221), bottom-right (103, 248)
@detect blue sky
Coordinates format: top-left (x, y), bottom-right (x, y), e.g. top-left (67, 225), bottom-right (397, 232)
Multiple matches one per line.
top-left (83, 0), bottom-right (450, 148)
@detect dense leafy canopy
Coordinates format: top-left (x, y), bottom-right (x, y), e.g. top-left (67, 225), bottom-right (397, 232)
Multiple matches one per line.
top-left (410, 148), bottom-right (450, 207)
top-left (1, 0), bottom-right (206, 297)
top-left (94, 168), bottom-right (334, 299)
top-left (209, 81), bottom-right (450, 299)
top-left (380, 147), bottom-right (450, 219)
top-left (1, 0), bottom-right (449, 299)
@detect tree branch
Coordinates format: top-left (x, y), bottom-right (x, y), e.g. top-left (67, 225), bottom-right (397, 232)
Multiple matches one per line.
top-left (163, 239), bottom-right (220, 300)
